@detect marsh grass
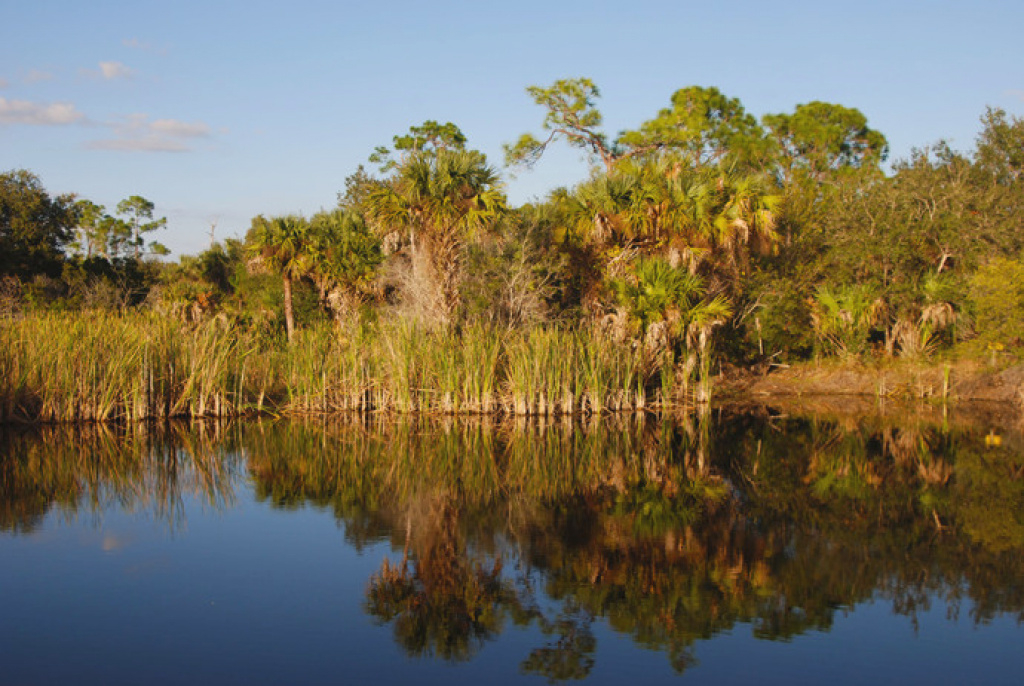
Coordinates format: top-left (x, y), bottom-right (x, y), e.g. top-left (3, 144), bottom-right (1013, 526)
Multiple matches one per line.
top-left (1, 312), bottom-right (259, 422)
top-left (0, 311), bottom-right (707, 423)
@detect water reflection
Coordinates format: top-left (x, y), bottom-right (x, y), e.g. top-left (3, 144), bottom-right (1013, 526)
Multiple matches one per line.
top-left (0, 421), bottom-right (240, 534)
top-left (1, 409), bottom-right (1023, 678)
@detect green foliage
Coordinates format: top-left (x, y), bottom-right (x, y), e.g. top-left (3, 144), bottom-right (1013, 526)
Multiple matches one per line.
top-left (974, 107), bottom-right (1024, 185)
top-left (504, 77), bottom-right (617, 171)
top-left (370, 120), bottom-right (468, 172)
top-left (739, 271), bottom-right (816, 360)
top-left (968, 257), bottom-right (1024, 347)
top-left (393, 120), bottom-right (466, 154)
top-left (367, 149), bottom-right (505, 242)
top-left (366, 148), bottom-right (506, 325)
top-left (306, 209), bottom-right (383, 312)
top-left (153, 240), bottom-right (244, 321)
top-left (611, 258), bottom-right (710, 334)
top-left (246, 214), bottom-right (309, 278)
top-left (763, 101), bottom-right (888, 183)
top-left (618, 85), bottom-right (770, 171)
top-left (243, 211), bottom-right (383, 334)
top-left (832, 142), bottom-right (1021, 285)
top-left (0, 169), bottom-right (76, 280)
top-left (800, 137), bottom-right (1023, 359)
top-left (810, 284), bottom-right (884, 357)
top-left (557, 159), bottom-right (779, 299)
top-left (116, 195), bottom-right (168, 258)
top-left (245, 214), bottom-right (312, 340)
top-left (337, 164), bottom-right (380, 211)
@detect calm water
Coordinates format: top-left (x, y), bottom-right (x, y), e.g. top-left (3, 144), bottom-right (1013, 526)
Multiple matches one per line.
top-left (1, 410), bottom-right (1023, 685)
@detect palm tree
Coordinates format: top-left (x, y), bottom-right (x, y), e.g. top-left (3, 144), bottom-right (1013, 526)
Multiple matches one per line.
top-left (305, 209), bottom-right (383, 320)
top-left (246, 214), bottom-right (310, 341)
top-left (560, 159), bottom-right (779, 281)
top-left (612, 258), bottom-right (709, 335)
top-left (611, 258), bottom-right (732, 401)
top-left (365, 148), bottom-right (506, 326)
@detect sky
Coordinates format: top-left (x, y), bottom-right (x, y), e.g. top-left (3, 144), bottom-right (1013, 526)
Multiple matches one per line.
top-left (2, 0), bottom-right (1023, 256)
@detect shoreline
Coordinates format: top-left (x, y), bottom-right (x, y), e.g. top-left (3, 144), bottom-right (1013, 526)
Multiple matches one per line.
top-left (718, 358), bottom-right (1024, 405)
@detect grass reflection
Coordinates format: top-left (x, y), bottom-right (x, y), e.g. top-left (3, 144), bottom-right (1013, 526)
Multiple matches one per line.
top-left (2, 410), bottom-right (1023, 677)
top-left (0, 421), bottom-right (240, 533)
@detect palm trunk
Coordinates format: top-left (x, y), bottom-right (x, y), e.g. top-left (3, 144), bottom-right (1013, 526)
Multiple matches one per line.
top-left (283, 273), bottom-right (295, 342)
top-left (434, 231), bottom-right (462, 328)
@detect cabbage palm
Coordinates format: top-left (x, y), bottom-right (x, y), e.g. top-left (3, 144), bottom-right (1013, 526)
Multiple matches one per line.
top-left (246, 214), bottom-right (310, 341)
top-left (365, 149), bottom-right (506, 325)
top-left (562, 159), bottom-right (779, 282)
top-left (612, 258), bottom-right (708, 334)
top-left (811, 285), bottom-right (885, 357)
top-left (305, 209), bottom-right (383, 319)
top-left (612, 258), bottom-right (733, 402)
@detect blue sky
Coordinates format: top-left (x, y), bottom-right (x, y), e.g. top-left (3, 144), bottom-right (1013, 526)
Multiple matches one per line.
top-left (2, 0), bottom-right (1022, 256)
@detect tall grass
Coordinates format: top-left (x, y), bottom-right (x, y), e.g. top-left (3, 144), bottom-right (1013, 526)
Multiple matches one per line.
top-left (1, 312), bottom-right (258, 422)
top-left (0, 311), bottom-right (711, 423)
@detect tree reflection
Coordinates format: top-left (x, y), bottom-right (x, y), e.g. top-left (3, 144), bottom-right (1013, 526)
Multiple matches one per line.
top-left (365, 498), bottom-right (512, 661)
top-left (519, 601), bottom-right (596, 682)
top-left (235, 412), bottom-right (1024, 676)
top-left (0, 421), bottom-right (239, 532)
top-left (5, 409), bottom-right (1024, 679)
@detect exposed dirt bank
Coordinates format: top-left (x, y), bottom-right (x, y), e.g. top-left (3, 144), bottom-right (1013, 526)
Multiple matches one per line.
top-left (715, 361), bottom-right (1024, 437)
top-left (718, 359), bottom-right (1024, 406)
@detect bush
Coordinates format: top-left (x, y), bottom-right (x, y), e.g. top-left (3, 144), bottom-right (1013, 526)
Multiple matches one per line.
top-left (968, 257), bottom-right (1024, 347)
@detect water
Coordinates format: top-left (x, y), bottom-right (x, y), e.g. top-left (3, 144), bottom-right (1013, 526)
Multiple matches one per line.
top-left (1, 410), bottom-right (1022, 684)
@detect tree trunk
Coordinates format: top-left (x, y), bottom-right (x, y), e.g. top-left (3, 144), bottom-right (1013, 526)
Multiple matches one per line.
top-left (283, 273), bottom-right (295, 342)
top-left (436, 235), bottom-right (463, 328)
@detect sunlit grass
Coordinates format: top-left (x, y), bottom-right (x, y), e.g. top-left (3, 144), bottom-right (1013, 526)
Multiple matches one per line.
top-left (0, 311), bottom-right (707, 423)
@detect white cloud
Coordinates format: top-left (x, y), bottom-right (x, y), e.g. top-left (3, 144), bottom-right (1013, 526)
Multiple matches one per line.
top-left (87, 136), bottom-right (188, 152)
top-left (0, 92), bottom-right (214, 153)
top-left (100, 61), bottom-right (133, 80)
top-left (0, 97), bottom-right (85, 125)
top-left (0, 78), bottom-right (8, 89)
top-left (122, 38), bottom-right (169, 56)
top-left (122, 37), bottom-right (166, 54)
top-left (151, 118), bottom-right (211, 137)
top-left (82, 61), bottom-right (134, 80)
top-left (87, 113), bottom-right (213, 152)
top-left (25, 69), bottom-right (54, 83)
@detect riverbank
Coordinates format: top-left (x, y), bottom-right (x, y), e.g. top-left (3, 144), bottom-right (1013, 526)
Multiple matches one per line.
top-left (719, 357), bottom-right (1024, 406)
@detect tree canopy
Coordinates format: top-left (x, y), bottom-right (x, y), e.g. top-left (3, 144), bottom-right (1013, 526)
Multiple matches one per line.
top-left (0, 170), bottom-right (76, 280)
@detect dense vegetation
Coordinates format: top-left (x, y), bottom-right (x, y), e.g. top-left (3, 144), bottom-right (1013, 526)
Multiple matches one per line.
top-left (3, 79), bottom-right (1023, 421)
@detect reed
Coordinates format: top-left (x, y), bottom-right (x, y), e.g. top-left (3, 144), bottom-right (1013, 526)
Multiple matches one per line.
top-left (456, 323), bottom-right (502, 414)
top-left (0, 311), bottom-right (706, 424)
top-left (0, 311), bottom-right (259, 422)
